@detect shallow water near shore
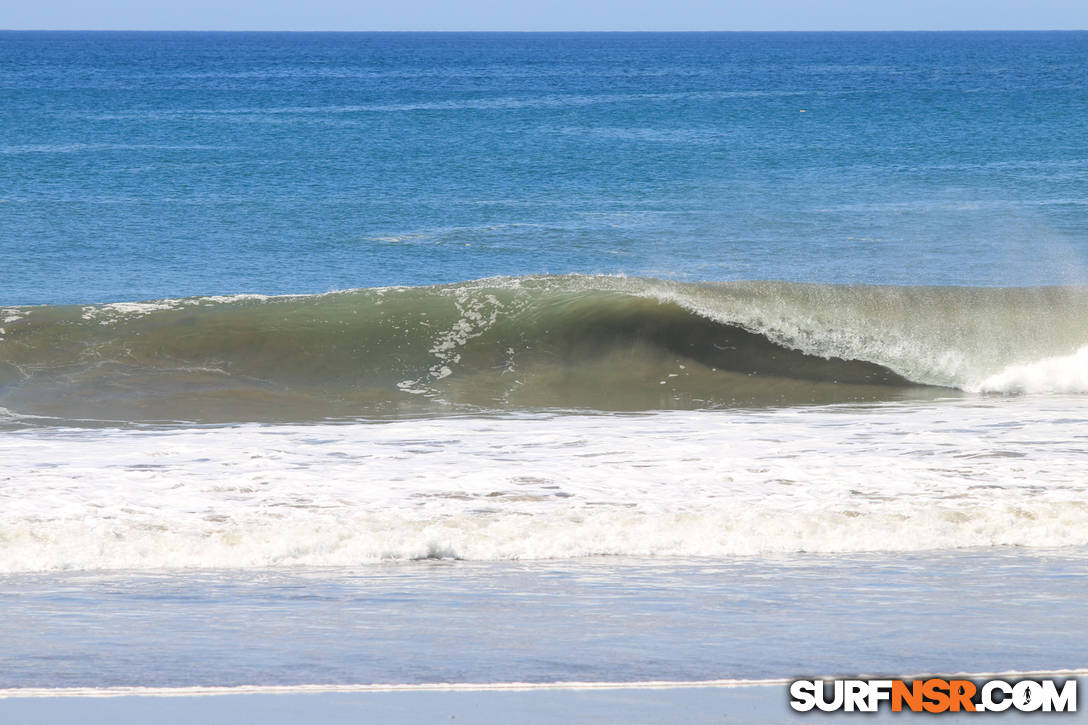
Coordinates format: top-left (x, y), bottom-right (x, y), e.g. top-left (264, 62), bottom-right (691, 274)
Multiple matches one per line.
top-left (2, 549), bottom-right (1086, 688)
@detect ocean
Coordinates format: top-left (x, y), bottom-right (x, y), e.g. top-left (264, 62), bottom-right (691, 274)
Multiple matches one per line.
top-left (1, 31), bottom-right (1087, 699)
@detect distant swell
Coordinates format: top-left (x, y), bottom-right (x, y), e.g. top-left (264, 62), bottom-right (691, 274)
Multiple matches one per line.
top-left (2, 275), bottom-right (1087, 423)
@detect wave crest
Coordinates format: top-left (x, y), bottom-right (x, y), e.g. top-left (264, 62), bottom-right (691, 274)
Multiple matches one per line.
top-left (1, 275), bottom-right (1086, 422)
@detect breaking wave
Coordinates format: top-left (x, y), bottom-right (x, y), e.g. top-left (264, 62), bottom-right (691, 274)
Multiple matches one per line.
top-left (1, 275), bottom-right (1086, 422)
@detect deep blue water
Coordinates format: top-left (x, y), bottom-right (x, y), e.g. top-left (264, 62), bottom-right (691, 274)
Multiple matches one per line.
top-left (3, 31), bottom-right (1088, 305)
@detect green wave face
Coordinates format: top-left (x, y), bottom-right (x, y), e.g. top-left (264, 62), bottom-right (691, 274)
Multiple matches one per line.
top-left (2, 276), bottom-right (1086, 423)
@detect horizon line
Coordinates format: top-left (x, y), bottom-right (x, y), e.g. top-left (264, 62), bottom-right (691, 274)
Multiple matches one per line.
top-left (3, 28), bottom-right (1087, 33)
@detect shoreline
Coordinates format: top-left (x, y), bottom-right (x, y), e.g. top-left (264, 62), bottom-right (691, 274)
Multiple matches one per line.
top-left (3, 676), bottom-right (1082, 725)
top-left (4, 669), bottom-right (1085, 698)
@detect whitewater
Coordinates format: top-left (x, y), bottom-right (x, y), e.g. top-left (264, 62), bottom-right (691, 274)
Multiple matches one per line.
top-left (1, 396), bottom-right (1085, 572)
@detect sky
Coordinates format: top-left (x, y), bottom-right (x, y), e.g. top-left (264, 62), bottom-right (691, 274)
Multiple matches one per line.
top-left (3, 0), bottom-right (1088, 31)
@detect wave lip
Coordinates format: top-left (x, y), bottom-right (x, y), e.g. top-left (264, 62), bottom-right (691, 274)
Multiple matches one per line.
top-left (1, 276), bottom-right (1087, 422)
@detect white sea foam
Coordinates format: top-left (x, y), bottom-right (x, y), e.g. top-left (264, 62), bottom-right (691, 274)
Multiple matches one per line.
top-left (0, 308), bottom-right (27, 340)
top-left (1, 398), bottom-right (1086, 573)
top-left (76, 293), bottom-right (282, 324)
top-left (974, 345), bottom-right (1088, 394)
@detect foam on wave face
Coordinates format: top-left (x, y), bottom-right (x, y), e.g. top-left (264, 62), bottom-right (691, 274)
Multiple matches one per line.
top-left (1, 399), bottom-right (1086, 573)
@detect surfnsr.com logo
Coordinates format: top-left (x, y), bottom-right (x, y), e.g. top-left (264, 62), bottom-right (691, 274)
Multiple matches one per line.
top-left (789, 678), bottom-right (1077, 713)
